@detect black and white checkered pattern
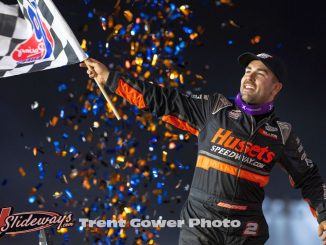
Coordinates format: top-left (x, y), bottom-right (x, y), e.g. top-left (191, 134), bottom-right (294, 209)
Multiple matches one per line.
top-left (0, 0), bottom-right (87, 78)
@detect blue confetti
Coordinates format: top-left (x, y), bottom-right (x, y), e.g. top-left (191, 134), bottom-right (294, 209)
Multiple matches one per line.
top-left (38, 162), bottom-right (45, 180)
top-left (28, 196), bottom-right (36, 204)
top-left (183, 26), bottom-right (193, 34)
top-left (152, 168), bottom-right (159, 178)
top-left (87, 11), bottom-right (93, 18)
top-left (59, 109), bottom-right (65, 118)
top-left (62, 133), bottom-right (69, 139)
top-left (64, 189), bottom-right (73, 199)
top-left (58, 83), bottom-right (67, 92)
top-left (157, 194), bottom-right (163, 204)
top-left (69, 146), bottom-right (78, 154)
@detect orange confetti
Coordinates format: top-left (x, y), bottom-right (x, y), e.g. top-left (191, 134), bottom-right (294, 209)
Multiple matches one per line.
top-left (251, 35), bottom-right (261, 44)
top-left (113, 24), bottom-right (123, 35)
top-left (18, 167), bottom-right (26, 177)
top-left (170, 163), bottom-right (176, 170)
top-left (162, 151), bottom-right (168, 162)
top-left (108, 228), bottom-right (114, 237)
top-left (168, 142), bottom-right (176, 150)
top-left (195, 74), bottom-right (204, 80)
top-left (33, 147), bottom-right (38, 156)
top-left (84, 207), bottom-right (90, 215)
top-left (119, 228), bottom-right (126, 239)
top-left (144, 71), bottom-right (151, 78)
top-left (81, 39), bottom-right (87, 50)
top-left (30, 187), bottom-right (37, 195)
top-left (151, 54), bottom-right (158, 66)
top-left (197, 25), bottom-right (205, 34)
top-left (57, 228), bottom-right (68, 234)
top-left (189, 32), bottom-right (198, 40)
top-left (40, 107), bottom-right (46, 118)
top-left (53, 192), bottom-right (63, 199)
top-left (152, 189), bottom-right (162, 195)
top-left (117, 155), bottom-right (125, 162)
top-left (50, 116), bottom-right (59, 127)
top-left (125, 60), bottom-right (131, 69)
top-left (55, 151), bottom-right (67, 157)
top-left (82, 178), bottom-right (91, 190)
top-left (220, 0), bottom-right (234, 6)
top-left (179, 5), bottom-right (191, 16)
top-left (179, 74), bottom-right (184, 84)
top-left (147, 232), bottom-right (154, 239)
top-left (112, 195), bottom-right (118, 203)
top-left (108, 16), bottom-right (114, 28)
top-left (123, 10), bottom-right (133, 22)
top-left (169, 70), bottom-right (179, 80)
top-left (138, 159), bottom-right (146, 167)
top-left (229, 20), bottom-right (241, 28)
top-left (135, 57), bottom-right (143, 66)
top-left (143, 171), bottom-right (150, 177)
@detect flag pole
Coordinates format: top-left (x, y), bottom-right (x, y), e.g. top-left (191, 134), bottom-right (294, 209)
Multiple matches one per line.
top-left (84, 61), bottom-right (121, 120)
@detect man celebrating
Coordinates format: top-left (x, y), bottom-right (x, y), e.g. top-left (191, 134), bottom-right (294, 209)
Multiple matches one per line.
top-left (81, 52), bottom-right (326, 244)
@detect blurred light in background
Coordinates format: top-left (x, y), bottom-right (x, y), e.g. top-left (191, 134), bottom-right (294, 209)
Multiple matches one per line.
top-left (264, 198), bottom-right (320, 245)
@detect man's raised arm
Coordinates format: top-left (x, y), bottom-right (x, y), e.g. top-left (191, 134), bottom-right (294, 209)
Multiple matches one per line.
top-left (80, 58), bottom-right (217, 136)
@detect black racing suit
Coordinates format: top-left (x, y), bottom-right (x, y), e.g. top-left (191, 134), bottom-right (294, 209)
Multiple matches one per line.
top-left (105, 71), bottom-right (326, 244)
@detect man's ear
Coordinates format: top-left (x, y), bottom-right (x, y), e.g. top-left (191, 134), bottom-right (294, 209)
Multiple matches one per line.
top-left (272, 82), bottom-right (283, 97)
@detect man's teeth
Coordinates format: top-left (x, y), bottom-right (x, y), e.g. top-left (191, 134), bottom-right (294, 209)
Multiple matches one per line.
top-left (245, 84), bottom-right (255, 89)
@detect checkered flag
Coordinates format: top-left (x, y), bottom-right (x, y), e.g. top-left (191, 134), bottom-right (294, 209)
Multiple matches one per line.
top-left (0, 0), bottom-right (87, 78)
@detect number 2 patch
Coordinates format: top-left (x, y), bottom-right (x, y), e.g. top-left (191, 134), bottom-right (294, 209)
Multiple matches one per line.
top-left (242, 221), bottom-right (259, 236)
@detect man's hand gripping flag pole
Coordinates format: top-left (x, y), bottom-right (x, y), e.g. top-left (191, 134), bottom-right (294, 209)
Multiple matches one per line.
top-left (83, 59), bottom-right (121, 120)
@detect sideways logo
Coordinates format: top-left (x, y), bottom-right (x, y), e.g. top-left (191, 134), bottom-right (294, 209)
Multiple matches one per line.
top-left (257, 53), bottom-right (272, 59)
top-left (210, 128), bottom-right (275, 163)
top-left (0, 207), bottom-right (73, 238)
top-left (264, 124), bottom-right (278, 132)
top-left (11, 0), bottom-right (54, 63)
top-left (228, 110), bottom-right (242, 120)
top-left (258, 128), bottom-right (278, 140)
top-left (190, 94), bottom-right (209, 100)
top-left (296, 137), bottom-right (313, 167)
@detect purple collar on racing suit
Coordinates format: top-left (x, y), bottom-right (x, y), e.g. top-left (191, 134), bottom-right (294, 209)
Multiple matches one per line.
top-left (235, 93), bottom-right (274, 116)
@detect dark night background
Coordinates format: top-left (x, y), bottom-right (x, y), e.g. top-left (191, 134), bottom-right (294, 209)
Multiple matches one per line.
top-left (0, 0), bottom-right (326, 244)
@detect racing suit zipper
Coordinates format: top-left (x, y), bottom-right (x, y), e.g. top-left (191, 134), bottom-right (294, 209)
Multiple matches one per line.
top-left (235, 115), bottom-right (256, 179)
top-left (237, 116), bottom-right (270, 174)
top-left (225, 114), bottom-right (272, 244)
top-left (250, 115), bottom-right (255, 137)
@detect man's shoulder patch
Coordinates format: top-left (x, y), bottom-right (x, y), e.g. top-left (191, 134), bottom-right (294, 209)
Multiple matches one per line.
top-left (276, 121), bottom-right (292, 144)
top-left (212, 94), bottom-right (233, 114)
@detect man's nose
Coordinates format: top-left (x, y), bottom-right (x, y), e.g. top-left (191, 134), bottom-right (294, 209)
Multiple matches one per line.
top-left (248, 72), bottom-right (256, 80)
